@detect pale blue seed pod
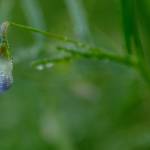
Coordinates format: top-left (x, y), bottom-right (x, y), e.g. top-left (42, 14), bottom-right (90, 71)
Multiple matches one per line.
top-left (0, 58), bottom-right (13, 93)
top-left (0, 22), bottom-right (13, 93)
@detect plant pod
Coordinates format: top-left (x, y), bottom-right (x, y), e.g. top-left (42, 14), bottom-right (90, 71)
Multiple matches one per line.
top-left (0, 58), bottom-right (13, 92)
top-left (0, 22), bottom-right (13, 93)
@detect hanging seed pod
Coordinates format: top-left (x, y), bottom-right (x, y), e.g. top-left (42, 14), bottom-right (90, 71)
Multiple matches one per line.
top-left (0, 58), bottom-right (13, 92)
top-left (0, 22), bottom-right (13, 93)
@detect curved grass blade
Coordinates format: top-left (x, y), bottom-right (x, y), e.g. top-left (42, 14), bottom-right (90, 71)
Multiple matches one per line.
top-left (121, 0), bottom-right (134, 55)
top-left (121, 0), bottom-right (144, 59)
top-left (21, 0), bottom-right (46, 43)
top-left (64, 0), bottom-right (92, 42)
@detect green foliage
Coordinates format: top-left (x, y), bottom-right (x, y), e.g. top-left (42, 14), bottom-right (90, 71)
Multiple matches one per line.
top-left (1, 0), bottom-right (150, 150)
top-left (7, 18), bottom-right (150, 87)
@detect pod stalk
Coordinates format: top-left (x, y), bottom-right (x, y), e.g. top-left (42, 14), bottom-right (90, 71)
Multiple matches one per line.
top-left (0, 21), bottom-right (10, 59)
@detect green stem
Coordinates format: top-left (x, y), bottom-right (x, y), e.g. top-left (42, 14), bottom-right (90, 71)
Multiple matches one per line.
top-left (121, 0), bottom-right (133, 55)
top-left (10, 22), bottom-right (138, 66)
top-left (10, 22), bottom-right (87, 48)
top-left (10, 22), bottom-right (139, 69)
top-left (9, 21), bottom-right (150, 87)
top-left (34, 47), bottom-right (138, 68)
top-left (62, 47), bottom-right (139, 68)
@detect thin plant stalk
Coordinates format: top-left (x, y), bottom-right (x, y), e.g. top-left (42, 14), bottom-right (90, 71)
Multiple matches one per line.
top-left (64, 0), bottom-right (91, 42)
top-left (8, 21), bottom-right (150, 87)
top-left (10, 22), bottom-right (88, 48)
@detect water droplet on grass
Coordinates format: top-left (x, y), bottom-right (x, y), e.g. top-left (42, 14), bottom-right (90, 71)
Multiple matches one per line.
top-left (36, 65), bottom-right (44, 71)
top-left (45, 63), bottom-right (54, 69)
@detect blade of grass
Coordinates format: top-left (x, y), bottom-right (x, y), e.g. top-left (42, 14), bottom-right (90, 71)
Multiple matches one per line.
top-left (10, 22), bottom-right (138, 68)
top-left (121, 0), bottom-right (144, 59)
top-left (8, 21), bottom-right (150, 87)
top-left (132, 0), bottom-right (144, 60)
top-left (10, 22), bottom-right (88, 48)
top-left (136, 1), bottom-right (150, 34)
top-left (15, 0), bottom-right (47, 63)
top-left (32, 46), bottom-right (138, 68)
top-left (136, 1), bottom-right (150, 64)
top-left (129, 1), bottom-right (150, 86)
top-left (20, 0), bottom-right (46, 44)
top-left (121, 0), bottom-right (150, 86)
top-left (64, 0), bottom-right (92, 42)
top-left (121, 0), bottom-right (134, 55)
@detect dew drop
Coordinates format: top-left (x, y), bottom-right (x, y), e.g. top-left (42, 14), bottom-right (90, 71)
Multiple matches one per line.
top-left (45, 63), bottom-right (54, 69)
top-left (36, 65), bottom-right (44, 71)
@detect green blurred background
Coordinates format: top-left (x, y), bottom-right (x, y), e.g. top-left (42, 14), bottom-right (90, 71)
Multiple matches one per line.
top-left (0, 0), bottom-right (150, 149)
